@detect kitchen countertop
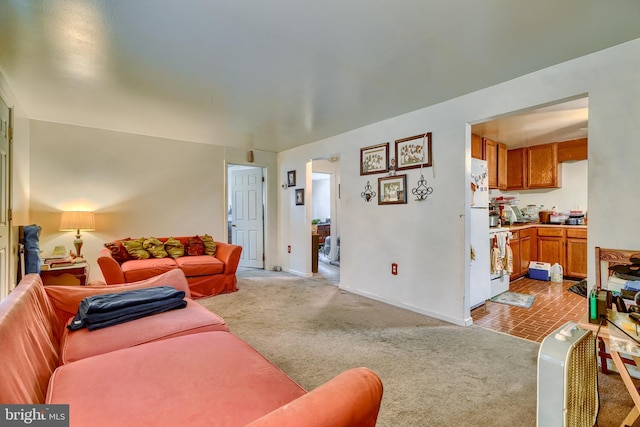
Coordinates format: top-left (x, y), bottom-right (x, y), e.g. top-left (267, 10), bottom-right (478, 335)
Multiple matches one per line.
top-left (491, 223), bottom-right (587, 231)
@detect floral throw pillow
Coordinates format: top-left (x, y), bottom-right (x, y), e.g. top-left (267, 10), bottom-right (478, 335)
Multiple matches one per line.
top-left (104, 240), bottom-right (132, 263)
top-left (184, 236), bottom-right (204, 256)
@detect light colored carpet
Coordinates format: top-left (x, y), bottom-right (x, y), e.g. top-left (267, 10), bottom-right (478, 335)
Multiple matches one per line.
top-left (198, 268), bottom-right (639, 427)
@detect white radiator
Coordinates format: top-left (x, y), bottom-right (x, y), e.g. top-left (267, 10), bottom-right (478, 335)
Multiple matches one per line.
top-left (537, 321), bottom-right (599, 427)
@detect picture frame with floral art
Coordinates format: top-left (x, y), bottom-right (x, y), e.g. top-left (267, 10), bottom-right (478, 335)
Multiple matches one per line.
top-left (395, 133), bottom-right (432, 171)
top-left (360, 143), bottom-right (389, 175)
top-left (378, 175), bottom-right (407, 205)
top-left (287, 170), bottom-right (297, 187)
top-left (295, 188), bottom-right (305, 205)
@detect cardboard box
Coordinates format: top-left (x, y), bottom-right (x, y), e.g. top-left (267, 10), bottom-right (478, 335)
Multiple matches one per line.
top-left (529, 261), bottom-right (551, 281)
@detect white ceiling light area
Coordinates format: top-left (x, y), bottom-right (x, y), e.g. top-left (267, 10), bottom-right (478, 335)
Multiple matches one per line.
top-left (1, 1), bottom-right (639, 152)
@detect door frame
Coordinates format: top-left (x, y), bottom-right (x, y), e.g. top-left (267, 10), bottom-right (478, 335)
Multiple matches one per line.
top-left (227, 163), bottom-right (266, 269)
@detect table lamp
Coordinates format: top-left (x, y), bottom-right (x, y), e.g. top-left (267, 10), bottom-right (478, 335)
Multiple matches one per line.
top-left (59, 211), bottom-right (95, 260)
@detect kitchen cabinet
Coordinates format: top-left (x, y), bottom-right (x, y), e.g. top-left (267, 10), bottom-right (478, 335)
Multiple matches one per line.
top-left (537, 227), bottom-right (565, 268)
top-left (507, 143), bottom-right (561, 190)
top-left (557, 138), bottom-right (588, 162)
top-left (565, 228), bottom-right (587, 278)
top-left (485, 137), bottom-right (507, 190)
top-left (527, 143), bottom-right (561, 188)
top-left (509, 228), bottom-right (534, 280)
top-left (535, 226), bottom-right (587, 279)
top-left (471, 134), bottom-right (484, 159)
top-left (506, 147), bottom-right (527, 190)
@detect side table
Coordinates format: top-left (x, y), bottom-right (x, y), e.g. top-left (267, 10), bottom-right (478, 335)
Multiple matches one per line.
top-left (40, 263), bottom-right (88, 286)
top-left (579, 312), bottom-right (640, 426)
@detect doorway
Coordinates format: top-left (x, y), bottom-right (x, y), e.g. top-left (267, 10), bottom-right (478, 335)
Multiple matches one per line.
top-left (468, 95), bottom-right (589, 331)
top-left (0, 96), bottom-right (10, 300)
top-left (312, 156), bottom-right (340, 283)
top-left (227, 164), bottom-right (265, 269)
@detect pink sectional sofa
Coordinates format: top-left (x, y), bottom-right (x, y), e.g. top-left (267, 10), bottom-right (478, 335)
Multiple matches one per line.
top-left (0, 269), bottom-right (384, 426)
top-left (98, 236), bottom-right (242, 298)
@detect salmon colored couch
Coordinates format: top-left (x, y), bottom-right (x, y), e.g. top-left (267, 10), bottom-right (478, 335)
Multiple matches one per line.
top-left (0, 270), bottom-right (384, 426)
top-left (98, 237), bottom-right (242, 298)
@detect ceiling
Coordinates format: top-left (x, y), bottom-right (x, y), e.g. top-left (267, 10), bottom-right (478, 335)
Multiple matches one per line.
top-left (1, 1), bottom-right (639, 153)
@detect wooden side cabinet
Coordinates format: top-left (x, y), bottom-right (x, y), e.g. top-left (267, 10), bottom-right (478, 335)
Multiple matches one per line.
top-left (40, 263), bottom-right (88, 286)
top-left (510, 228), bottom-right (533, 280)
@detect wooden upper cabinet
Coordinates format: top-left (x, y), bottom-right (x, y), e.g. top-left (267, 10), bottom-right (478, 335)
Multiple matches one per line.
top-left (506, 147), bottom-right (527, 190)
top-left (497, 143), bottom-right (507, 189)
top-left (557, 138), bottom-right (588, 162)
top-left (527, 143), bottom-right (561, 188)
top-left (484, 137), bottom-right (507, 189)
top-left (471, 134), bottom-right (484, 159)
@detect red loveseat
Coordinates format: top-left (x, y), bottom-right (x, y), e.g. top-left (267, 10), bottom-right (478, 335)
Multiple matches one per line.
top-left (98, 236), bottom-right (242, 298)
top-left (0, 270), bottom-right (384, 426)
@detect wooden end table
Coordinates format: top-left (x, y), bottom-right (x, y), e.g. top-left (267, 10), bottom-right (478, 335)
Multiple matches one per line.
top-left (40, 263), bottom-right (88, 286)
top-left (579, 312), bottom-right (640, 426)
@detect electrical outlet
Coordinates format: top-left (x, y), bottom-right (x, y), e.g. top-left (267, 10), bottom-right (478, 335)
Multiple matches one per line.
top-left (391, 263), bottom-right (398, 275)
top-left (287, 245), bottom-right (291, 253)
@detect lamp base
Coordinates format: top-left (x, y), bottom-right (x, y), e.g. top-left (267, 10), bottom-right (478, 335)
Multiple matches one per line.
top-left (74, 234), bottom-right (84, 259)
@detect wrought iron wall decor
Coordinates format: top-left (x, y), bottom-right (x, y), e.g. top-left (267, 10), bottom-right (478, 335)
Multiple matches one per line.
top-left (411, 174), bottom-right (434, 201)
top-left (361, 181), bottom-right (376, 202)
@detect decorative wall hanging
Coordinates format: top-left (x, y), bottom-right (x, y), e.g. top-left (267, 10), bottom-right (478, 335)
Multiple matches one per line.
top-left (361, 181), bottom-right (376, 202)
top-left (411, 174), bottom-right (434, 201)
top-left (360, 143), bottom-right (389, 175)
top-left (287, 170), bottom-right (296, 187)
top-left (378, 174), bottom-right (407, 205)
top-left (295, 188), bottom-right (305, 205)
top-left (394, 132), bottom-right (432, 171)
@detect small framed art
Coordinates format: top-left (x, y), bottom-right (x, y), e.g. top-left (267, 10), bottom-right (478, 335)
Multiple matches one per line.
top-left (295, 188), bottom-right (305, 205)
top-left (360, 143), bottom-right (389, 175)
top-left (395, 133), bottom-right (432, 171)
top-left (378, 174), bottom-right (407, 205)
top-left (287, 170), bottom-right (297, 187)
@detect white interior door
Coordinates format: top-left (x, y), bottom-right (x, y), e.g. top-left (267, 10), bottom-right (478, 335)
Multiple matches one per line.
top-left (230, 166), bottom-right (264, 269)
top-left (0, 97), bottom-right (10, 299)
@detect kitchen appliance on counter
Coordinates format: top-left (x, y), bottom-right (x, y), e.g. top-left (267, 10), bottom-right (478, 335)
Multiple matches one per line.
top-left (470, 158), bottom-right (490, 309)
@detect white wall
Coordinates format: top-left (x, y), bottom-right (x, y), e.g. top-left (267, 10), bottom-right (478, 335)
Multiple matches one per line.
top-left (28, 121), bottom-right (277, 281)
top-left (278, 38), bottom-right (640, 326)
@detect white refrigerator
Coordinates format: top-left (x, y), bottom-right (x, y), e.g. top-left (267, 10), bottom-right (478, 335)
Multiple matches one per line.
top-left (470, 158), bottom-right (490, 309)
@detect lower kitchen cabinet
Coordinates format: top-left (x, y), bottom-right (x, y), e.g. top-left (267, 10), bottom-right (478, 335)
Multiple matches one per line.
top-left (510, 228), bottom-right (533, 280)
top-left (565, 228), bottom-right (587, 278)
top-left (535, 226), bottom-right (587, 279)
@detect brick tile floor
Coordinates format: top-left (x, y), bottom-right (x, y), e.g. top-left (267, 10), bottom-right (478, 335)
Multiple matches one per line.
top-left (471, 277), bottom-right (586, 343)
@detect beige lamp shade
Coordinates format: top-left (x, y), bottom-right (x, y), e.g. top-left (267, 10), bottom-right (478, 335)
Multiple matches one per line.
top-left (59, 211), bottom-right (95, 259)
top-left (59, 211), bottom-right (95, 232)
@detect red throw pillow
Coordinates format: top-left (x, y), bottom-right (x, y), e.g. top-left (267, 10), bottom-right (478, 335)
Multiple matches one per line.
top-left (184, 236), bottom-right (204, 256)
top-left (104, 240), bottom-right (132, 263)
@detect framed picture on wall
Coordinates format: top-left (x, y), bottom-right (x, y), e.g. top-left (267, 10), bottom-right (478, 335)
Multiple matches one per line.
top-left (287, 170), bottom-right (296, 187)
top-left (360, 143), bottom-right (389, 175)
top-left (395, 133), bottom-right (432, 171)
top-left (295, 188), bottom-right (305, 205)
top-left (378, 174), bottom-right (407, 205)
